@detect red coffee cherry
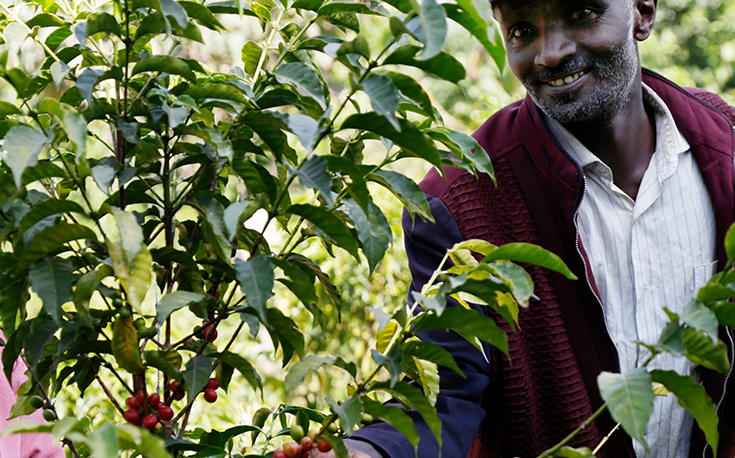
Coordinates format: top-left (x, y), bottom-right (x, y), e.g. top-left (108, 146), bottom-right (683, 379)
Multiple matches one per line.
top-left (273, 451), bottom-right (286, 458)
top-left (282, 442), bottom-right (301, 458)
top-left (125, 396), bottom-right (137, 410)
top-left (206, 378), bottom-right (220, 390)
top-left (142, 414), bottom-right (158, 431)
top-left (134, 391), bottom-right (146, 408)
top-left (158, 405), bottom-right (174, 421)
top-left (124, 409), bottom-right (140, 425)
top-left (317, 439), bottom-right (332, 453)
top-left (148, 393), bottom-right (160, 408)
top-left (203, 388), bottom-right (217, 403)
top-left (301, 437), bottom-right (313, 451)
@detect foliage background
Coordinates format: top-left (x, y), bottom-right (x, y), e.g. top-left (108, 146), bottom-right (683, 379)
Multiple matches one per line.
top-left (1, 0), bottom-right (733, 455)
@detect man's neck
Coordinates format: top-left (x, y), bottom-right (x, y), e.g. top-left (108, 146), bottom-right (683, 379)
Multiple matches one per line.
top-left (562, 85), bottom-right (657, 200)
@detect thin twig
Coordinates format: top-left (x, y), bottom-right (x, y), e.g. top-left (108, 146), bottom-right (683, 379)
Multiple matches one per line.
top-left (95, 374), bottom-right (126, 415)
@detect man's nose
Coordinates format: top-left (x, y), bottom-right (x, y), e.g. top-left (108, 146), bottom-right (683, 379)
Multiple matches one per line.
top-left (534, 27), bottom-right (576, 68)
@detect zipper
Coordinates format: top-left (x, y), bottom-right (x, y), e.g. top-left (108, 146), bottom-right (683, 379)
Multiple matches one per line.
top-left (702, 327), bottom-right (734, 458)
top-left (572, 175), bottom-right (622, 373)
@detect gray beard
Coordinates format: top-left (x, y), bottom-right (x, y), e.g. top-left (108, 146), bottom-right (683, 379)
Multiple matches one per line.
top-left (527, 39), bottom-right (639, 125)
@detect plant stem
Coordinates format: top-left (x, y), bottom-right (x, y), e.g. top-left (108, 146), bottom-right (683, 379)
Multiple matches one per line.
top-left (95, 374), bottom-right (126, 415)
top-left (63, 438), bottom-right (82, 458)
top-left (536, 403), bottom-right (609, 458)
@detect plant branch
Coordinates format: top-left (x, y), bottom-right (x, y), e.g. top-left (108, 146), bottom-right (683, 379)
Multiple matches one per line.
top-left (536, 403), bottom-right (609, 458)
top-left (95, 374), bottom-right (126, 416)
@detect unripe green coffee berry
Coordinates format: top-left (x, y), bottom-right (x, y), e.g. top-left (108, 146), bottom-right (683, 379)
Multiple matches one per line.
top-left (289, 424), bottom-right (304, 442)
top-left (134, 318), bottom-right (145, 329)
top-left (119, 307), bottom-right (131, 318)
top-left (42, 409), bottom-right (56, 422)
top-left (29, 395), bottom-right (44, 410)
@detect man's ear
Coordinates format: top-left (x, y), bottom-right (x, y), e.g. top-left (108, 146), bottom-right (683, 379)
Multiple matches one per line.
top-left (633, 0), bottom-right (657, 41)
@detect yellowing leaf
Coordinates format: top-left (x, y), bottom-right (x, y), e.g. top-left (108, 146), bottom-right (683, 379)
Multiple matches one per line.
top-left (112, 316), bottom-right (144, 373)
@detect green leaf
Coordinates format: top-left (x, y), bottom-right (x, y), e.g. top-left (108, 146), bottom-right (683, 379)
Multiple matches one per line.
top-left (379, 71), bottom-right (433, 119)
top-left (112, 316), bottom-right (144, 373)
top-left (368, 170), bottom-right (432, 222)
top-left (444, 0), bottom-right (504, 71)
top-left (726, 222), bottom-right (735, 268)
top-left (341, 113), bottom-right (440, 168)
top-left (18, 223), bottom-right (97, 271)
top-left (88, 422), bottom-right (118, 458)
top-left (361, 74), bottom-right (400, 131)
top-left (710, 301), bottom-right (735, 328)
top-left (554, 446), bottom-right (596, 458)
top-left (86, 12), bottom-right (121, 37)
top-left (179, 1), bottom-right (225, 30)
top-left (29, 257), bottom-right (75, 325)
top-left (412, 306), bottom-right (508, 356)
top-left (682, 327), bottom-right (730, 374)
top-left (76, 68), bottom-right (105, 103)
top-left (326, 394), bottom-right (363, 435)
top-left (345, 198), bottom-right (391, 275)
top-left (0, 101), bottom-right (22, 117)
top-left (240, 111), bottom-right (297, 163)
top-left (283, 113), bottom-right (323, 154)
top-left (650, 369), bottom-right (719, 452)
top-left (681, 299), bottom-right (719, 343)
top-left (287, 204), bottom-right (360, 259)
top-left (284, 355), bottom-right (335, 393)
top-left (383, 45), bottom-right (466, 83)
top-left (108, 241), bottom-right (152, 312)
top-left (183, 354), bottom-right (214, 400)
top-left (291, 155), bottom-right (332, 202)
top-left (317, 1), bottom-right (382, 15)
top-left (241, 41), bottom-right (263, 77)
top-left (16, 199), bottom-right (86, 238)
top-left (597, 368), bottom-right (653, 450)
top-left (657, 321), bottom-right (686, 356)
top-left (25, 13), bottom-right (66, 28)
top-left (214, 351), bottom-right (263, 394)
top-left (235, 256), bottom-right (274, 325)
top-left (429, 129), bottom-right (494, 179)
top-left (144, 350), bottom-right (182, 379)
top-left (416, 0), bottom-right (447, 61)
top-left (698, 283), bottom-right (735, 304)
top-left (325, 156), bottom-right (369, 211)
top-left (372, 380), bottom-right (442, 447)
top-left (361, 398), bottom-right (419, 450)
top-left (274, 62), bottom-right (327, 110)
top-left (73, 265), bottom-right (113, 325)
top-left (403, 340), bottom-right (464, 378)
top-left (156, 291), bottom-right (208, 323)
top-left (336, 34), bottom-right (370, 60)
top-left (159, 0), bottom-right (189, 28)
top-left (2, 125), bottom-right (51, 187)
top-left (481, 242), bottom-right (577, 280)
top-left (132, 55), bottom-right (196, 82)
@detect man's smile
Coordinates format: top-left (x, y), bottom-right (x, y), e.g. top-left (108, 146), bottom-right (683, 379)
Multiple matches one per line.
top-left (546, 70), bottom-right (587, 87)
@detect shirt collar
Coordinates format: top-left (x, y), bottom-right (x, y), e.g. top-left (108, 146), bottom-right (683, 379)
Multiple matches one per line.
top-left (541, 83), bottom-right (691, 181)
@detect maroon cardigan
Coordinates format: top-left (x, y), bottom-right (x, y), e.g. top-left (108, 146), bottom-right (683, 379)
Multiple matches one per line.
top-left (418, 70), bottom-right (735, 458)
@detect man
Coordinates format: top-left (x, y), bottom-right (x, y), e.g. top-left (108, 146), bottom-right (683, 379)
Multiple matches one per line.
top-left (313, 0), bottom-right (735, 456)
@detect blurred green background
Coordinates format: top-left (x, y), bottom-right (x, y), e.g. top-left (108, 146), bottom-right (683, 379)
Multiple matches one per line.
top-left (3, 1), bottom-right (734, 455)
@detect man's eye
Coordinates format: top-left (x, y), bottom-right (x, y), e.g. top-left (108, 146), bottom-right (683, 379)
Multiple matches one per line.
top-left (570, 7), bottom-right (593, 20)
top-left (509, 26), bottom-right (532, 39)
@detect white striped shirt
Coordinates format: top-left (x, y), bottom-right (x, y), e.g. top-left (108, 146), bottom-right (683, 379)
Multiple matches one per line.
top-left (543, 83), bottom-right (717, 458)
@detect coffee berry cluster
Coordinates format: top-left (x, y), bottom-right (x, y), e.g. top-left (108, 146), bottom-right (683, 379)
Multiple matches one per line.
top-left (274, 429), bottom-right (333, 458)
top-left (123, 377), bottom-right (221, 431)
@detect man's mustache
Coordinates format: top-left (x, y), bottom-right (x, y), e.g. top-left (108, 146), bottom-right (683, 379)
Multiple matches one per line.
top-left (532, 59), bottom-right (594, 84)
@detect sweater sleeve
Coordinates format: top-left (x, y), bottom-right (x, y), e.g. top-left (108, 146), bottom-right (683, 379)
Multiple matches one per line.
top-left (350, 196), bottom-right (492, 458)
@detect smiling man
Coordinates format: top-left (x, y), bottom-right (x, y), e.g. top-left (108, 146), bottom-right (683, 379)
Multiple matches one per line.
top-left (312, 1), bottom-right (735, 457)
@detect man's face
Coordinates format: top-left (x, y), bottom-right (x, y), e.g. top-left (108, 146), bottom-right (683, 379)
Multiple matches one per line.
top-left (494, 0), bottom-right (641, 124)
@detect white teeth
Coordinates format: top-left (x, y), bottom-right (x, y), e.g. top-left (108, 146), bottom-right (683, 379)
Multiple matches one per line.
top-left (548, 71), bottom-right (585, 87)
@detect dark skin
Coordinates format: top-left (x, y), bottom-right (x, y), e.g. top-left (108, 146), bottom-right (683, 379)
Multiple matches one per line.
top-left (494, 0), bottom-right (659, 199)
